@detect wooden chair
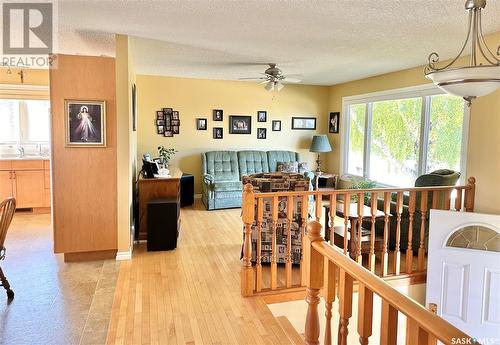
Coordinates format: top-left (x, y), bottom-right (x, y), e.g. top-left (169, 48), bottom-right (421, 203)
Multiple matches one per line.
top-left (0, 197), bottom-right (16, 299)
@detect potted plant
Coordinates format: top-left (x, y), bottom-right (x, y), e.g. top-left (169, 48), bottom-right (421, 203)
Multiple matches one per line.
top-left (349, 180), bottom-right (377, 204)
top-left (157, 145), bottom-right (178, 169)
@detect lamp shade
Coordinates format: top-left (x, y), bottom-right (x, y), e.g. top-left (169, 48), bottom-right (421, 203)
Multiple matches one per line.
top-left (309, 135), bottom-right (332, 153)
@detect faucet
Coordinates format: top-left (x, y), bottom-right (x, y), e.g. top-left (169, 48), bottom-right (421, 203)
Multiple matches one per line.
top-left (17, 145), bottom-right (24, 157)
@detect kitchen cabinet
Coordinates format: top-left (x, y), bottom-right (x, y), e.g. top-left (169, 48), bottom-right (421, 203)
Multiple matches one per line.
top-left (0, 159), bottom-right (50, 210)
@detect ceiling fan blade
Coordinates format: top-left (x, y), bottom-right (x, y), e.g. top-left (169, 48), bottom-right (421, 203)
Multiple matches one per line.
top-left (259, 79), bottom-right (270, 84)
top-left (283, 77), bottom-right (301, 83)
top-left (238, 77), bottom-right (267, 80)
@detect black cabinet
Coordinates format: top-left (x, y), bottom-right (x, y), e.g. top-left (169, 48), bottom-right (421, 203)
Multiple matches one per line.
top-left (147, 197), bottom-right (179, 251)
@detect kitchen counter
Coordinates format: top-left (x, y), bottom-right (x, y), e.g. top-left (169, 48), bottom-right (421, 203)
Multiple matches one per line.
top-left (0, 156), bottom-right (50, 161)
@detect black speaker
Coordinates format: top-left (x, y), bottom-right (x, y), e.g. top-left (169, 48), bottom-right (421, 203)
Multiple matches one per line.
top-left (180, 173), bottom-right (194, 207)
top-left (147, 197), bottom-right (179, 251)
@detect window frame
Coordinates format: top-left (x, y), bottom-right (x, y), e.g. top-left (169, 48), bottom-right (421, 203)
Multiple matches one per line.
top-left (340, 84), bottom-right (470, 186)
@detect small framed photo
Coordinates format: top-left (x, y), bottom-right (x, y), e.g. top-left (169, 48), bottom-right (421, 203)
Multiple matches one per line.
top-left (292, 116), bottom-right (316, 130)
top-left (257, 128), bottom-right (267, 139)
top-left (257, 111), bottom-right (267, 122)
top-left (329, 112), bottom-right (340, 133)
top-left (213, 109), bottom-right (223, 121)
top-left (197, 118), bottom-right (207, 130)
top-left (65, 100), bottom-right (106, 147)
top-left (156, 119), bottom-right (165, 126)
top-left (172, 125), bottom-right (179, 134)
top-left (163, 108), bottom-right (173, 116)
top-left (272, 120), bottom-right (281, 131)
top-left (157, 126), bottom-right (164, 134)
top-left (172, 111), bottom-right (179, 120)
top-left (229, 115), bottom-right (252, 134)
top-left (164, 130), bottom-right (173, 137)
top-left (156, 111), bottom-right (164, 120)
top-left (213, 127), bottom-right (223, 139)
top-left (171, 119), bottom-right (180, 126)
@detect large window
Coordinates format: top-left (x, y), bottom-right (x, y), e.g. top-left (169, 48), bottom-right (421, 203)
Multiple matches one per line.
top-left (343, 87), bottom-right (467, 186)
top-left (0, 99), bottom-right (50, 143)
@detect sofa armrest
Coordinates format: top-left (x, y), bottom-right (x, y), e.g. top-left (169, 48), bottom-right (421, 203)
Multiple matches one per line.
top-left (203, 173), bottom-right (215, 185)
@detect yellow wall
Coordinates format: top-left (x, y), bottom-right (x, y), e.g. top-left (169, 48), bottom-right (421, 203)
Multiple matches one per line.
top-left (327, 32), bottom-right (500, 214)
top-left (137, 75), bottom-right (330, 193)
top-left (0, 67), bottom-right (49, 86)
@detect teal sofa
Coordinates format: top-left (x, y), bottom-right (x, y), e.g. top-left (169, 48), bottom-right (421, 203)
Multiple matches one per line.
top-left (201, 150), bottom-right (313, 210)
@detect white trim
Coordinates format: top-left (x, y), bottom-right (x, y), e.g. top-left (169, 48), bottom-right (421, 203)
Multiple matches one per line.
top-left (0, 84), bottom-right (49, 91)
top-left (342, 83), bottom-right (443, 105)
top-left (459, 105), bottom-right (470, 184)
top-left (116, 250), bottom-right (132, 260)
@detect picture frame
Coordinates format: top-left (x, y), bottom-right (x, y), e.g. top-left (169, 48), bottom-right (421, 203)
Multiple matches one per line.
top-left (163, 108), bottom-right (173, 116)
top-left (329, 112), bottom-right (340, 133)
top-left (213, 109), bottom-right (223, 121)
top-left (172, 125), bottom-right (179, 134)
top-left (156, 119), bottom-right (165, 126)
top-left (257, 128), bottom-right (267, 139)
top-left (156, 111), bottom-right (164, 120)
top-left (229, 115), bottom-right (252, 134)
top-left (291, 116), bottom-right (316, 130)
top-left (65, 100), bottom-right (106, 147)
top-left (197, 118), bottom-right (207, 130)
top-left (171, 119), bottom-right (180, 126)
top-left (164, 130), bottom-right (173, 137)
top-left (213, 127), bottom-right (223, 139)
top-left (157, 125), bottom-right (164, 134)
top-left (257, 111), bottom-right (267, 122)
top-left (172, 111), bottom-right (179, 120)
top-left (272, 120), bottom-right (281, 131)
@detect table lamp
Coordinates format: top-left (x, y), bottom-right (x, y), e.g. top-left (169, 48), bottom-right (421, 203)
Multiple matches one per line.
top-left (309, 135), bottom-right (332, 174)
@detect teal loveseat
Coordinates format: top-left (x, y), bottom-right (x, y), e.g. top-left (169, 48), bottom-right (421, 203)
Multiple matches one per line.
top-left (201, 150), bottom-right (313, 210)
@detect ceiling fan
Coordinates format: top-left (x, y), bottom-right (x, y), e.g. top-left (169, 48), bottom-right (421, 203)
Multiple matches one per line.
top-left (238, 63), bottom-right (302, 91)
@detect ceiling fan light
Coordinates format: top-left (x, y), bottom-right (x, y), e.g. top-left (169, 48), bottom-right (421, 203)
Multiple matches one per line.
top-left (276, 81), bottom-right (284, 91)
top-left (264, 81), bottom-right (274, 91)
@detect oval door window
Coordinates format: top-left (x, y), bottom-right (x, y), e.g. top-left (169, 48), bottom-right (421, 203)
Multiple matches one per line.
top-left (446, 225), bottom-right (500, 252)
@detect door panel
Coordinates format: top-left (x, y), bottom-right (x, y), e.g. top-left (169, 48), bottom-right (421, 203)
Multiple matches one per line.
top-left (0, 171), bottom-right (13, 201)
top-left (483, 269), bottom-right (500, 326)
top-left (441, 263), bottom-right (469, 322)
top-left (14, 170), bottom-right (44, 208)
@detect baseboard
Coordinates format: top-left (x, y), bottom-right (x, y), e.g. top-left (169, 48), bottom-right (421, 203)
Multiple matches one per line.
top-left (116, 249), bottom-right (132, 261)
top-left (64, 249), bottom-right (117, 262)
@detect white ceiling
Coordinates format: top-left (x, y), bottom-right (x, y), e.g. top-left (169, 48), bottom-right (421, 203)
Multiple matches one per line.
top-left (57, 0), bottom-right (500, 85)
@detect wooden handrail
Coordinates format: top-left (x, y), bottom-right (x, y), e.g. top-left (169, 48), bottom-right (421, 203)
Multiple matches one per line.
top-left (305, 221), bottom-right (478, 345)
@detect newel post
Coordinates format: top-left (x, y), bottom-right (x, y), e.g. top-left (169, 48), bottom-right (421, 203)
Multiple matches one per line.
top-left (464, 177), bottom-right (476, 212)
top-left (304, 221), bottom-right (324, 345)
top-left (241, 183), bottom-right (255, 297)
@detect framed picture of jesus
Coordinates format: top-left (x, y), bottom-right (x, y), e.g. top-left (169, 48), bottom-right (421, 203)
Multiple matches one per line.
top-left (65, 100), bottom-right (106, 147)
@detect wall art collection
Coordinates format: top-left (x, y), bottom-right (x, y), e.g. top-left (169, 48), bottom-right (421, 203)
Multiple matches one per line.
top-left (156, 108), bottom-right (180, 137)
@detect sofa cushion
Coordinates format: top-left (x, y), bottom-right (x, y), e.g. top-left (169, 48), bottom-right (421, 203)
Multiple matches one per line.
top-left (277, 161), bottom-right (299, 173)
top-left (212, 181), bottom-right (243, 192)
top-left (267, 151), bottom-right (299, 172)
top-left (202, 151), bottom-right (240, 182)
top-left (298, 162), bottom-right (310, 174)
top-left (238, 151), bottom-right (269, 177)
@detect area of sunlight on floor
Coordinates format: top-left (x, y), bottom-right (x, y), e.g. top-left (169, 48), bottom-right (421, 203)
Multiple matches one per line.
top-left (268, 284), bottom-right (426, 345)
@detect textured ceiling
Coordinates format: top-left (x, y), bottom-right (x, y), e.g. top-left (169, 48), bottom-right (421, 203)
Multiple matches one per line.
top-left (57, 0), bottom-right (500, 85)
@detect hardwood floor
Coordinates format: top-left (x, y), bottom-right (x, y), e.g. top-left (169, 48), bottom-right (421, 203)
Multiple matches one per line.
top-left (106, 200), bottom-right (296, 345)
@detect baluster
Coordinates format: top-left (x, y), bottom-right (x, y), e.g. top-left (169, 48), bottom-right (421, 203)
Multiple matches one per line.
top-left (324, 259), bottom-right (337, 345)
top-left (241, 183), bottom-right (255, 296)
top-left (271, 196), bottom-right (278, 290)
top-left (455, 187), bottom-right (463, 211)
top-left (369, 192), bottom-right (377, 273)
top-left (464, 177), bottom-right (476, 212)
top-left (300, 194), bottom-right (309, 286)
top-left (338, 268), bottom-right (354, 345)
top-left (380, 300), bottom-right (398, 345)
top-left (427, 304), bottom-right (438, 345)
top-left (393, 192), bottom-right (403, 275)
top-left (329, 194), bottom-right (337, 245)
top-left (431, 190), bottom-right (440, 210)
top-left (443, 189), bottom-right (451, 210)
top-left (406, 191), bottom-right (416, 274)
top-left (356, 192), bottom-right (363, 265)
top-left (406, 319), bottom-right (430, 345)
top-left (417, 191), bottom-right (428, 272)
top-left (285, 195), bottom-right (294, 288)
top-left (343, 192), bottom-right (350, 256)
top-left (304, 221), bottom-right (324, 345)
top-left (357, 284), bottom-right (374, 345)
top-left (256, 198), bottom-right (264, 292)
top-left (315, 192), bottom-right (322, 222)
top-left (382, 192), bottom-right (391, 277)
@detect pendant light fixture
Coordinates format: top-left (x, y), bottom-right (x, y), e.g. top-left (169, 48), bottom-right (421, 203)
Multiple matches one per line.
top-left (424, 0), bottom-right (500, 106)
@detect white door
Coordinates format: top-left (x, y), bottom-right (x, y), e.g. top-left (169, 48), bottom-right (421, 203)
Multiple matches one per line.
top-left (426, 210), bottom-right (500, 341)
